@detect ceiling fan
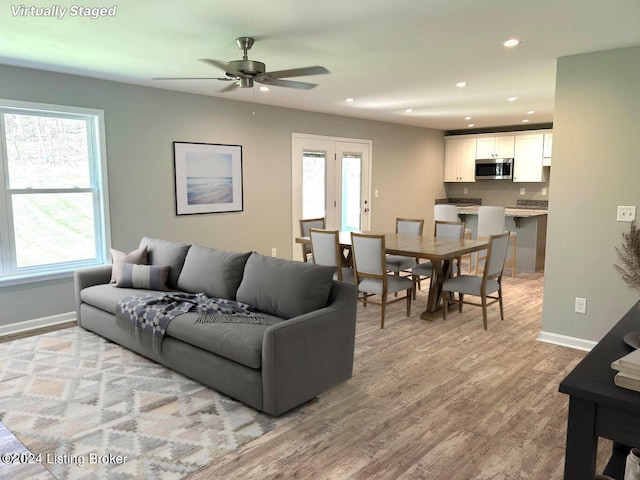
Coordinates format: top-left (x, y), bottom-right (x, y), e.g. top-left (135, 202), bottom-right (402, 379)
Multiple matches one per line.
top-left (154, 36), bottom-right (329, 92)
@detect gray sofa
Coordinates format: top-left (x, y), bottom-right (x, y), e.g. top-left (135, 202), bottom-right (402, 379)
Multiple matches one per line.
top-left (74, 237), bottom-right (358, 416)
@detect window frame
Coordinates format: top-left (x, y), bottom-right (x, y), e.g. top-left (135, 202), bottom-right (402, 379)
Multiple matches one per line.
top-left (0, 99), bottom-right (111, 286)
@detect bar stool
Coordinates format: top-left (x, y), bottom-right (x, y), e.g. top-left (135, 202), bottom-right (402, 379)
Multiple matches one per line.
top-left (475, 206), bottom-right (516, 277)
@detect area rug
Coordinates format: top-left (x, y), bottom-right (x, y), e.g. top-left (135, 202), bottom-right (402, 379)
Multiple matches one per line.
top-left (0, 327), bottom-right (283, 480)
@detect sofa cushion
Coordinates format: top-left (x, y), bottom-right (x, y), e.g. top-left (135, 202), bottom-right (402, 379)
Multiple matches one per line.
top-left (177, 245), bottom-right (251, 300)
top-left (166, 312), bottom-right (283, 369)
top-left (115, 264), bottom-right (169, 291)
top-left (139, 237), bottom-right (191, 288)
top-left (236, 253), bottom-right (335, 319)
top-left (80, 284), bottom-right (180, 315)
top-left (110, 246), bottom-right (148, 283)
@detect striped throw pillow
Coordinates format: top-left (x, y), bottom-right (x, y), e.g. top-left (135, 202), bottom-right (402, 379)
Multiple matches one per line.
top-left (115, 263), bottom-right (170, 291)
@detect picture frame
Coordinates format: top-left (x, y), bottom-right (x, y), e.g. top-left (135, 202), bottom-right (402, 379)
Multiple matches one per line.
top-left (173, 142), bottom-right (243, 215)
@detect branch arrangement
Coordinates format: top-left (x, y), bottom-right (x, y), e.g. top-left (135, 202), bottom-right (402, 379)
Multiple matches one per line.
top-left (615, 221), bottom-right (640, 293)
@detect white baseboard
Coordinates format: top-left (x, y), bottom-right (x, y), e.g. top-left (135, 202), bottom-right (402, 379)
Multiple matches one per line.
top-left (0, 312), bottom-right (76, 337)
top-left (537, 330), bottom-right (597, 352)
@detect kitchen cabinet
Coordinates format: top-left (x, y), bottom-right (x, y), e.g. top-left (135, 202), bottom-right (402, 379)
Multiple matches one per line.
top-left (513, 133), bottom-right (544, 182)
top-left (445, 137), bottom-right (476, 182)
top-left (543, 133), bottom-right (553, 166)
top-left (476, 135), bottom-right (515, 159)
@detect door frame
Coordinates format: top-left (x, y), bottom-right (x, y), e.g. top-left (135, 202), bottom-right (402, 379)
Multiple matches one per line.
top-left (291, 133), bottom-right (372, 260)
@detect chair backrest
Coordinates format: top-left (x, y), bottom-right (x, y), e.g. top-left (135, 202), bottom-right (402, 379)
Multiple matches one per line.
top-left (309, 228), bottom-right (343, 279)
top-left (484, 232), bottom-right (510, 279)
top-left (434, 204), bottom-right (460, 223)
top-left (478, 206), bottom-right (506, 238)
top-left (299, 217), bottom-right (325, 258)
top-left (434, 220), bottom-right (465, 239)
top-left (396, 218), bottom-right (424, 236)
top-left (351, 233), bottom-right (386, 280)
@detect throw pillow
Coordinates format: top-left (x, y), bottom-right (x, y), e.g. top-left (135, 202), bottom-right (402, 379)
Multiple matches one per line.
top-left (139, 237), bottom-right (191, 288)
top-left (236, 253), bottom-right (335, 319)
top-left (115, 263), bottom-right (170, 290)
top-left (110, 246), bottom-right (148, 283)
top-left (177, 245), bottom-right (251, 300)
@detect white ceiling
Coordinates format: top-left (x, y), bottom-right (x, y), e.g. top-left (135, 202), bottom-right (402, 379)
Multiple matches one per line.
top-left (2, 0), bottom-right (640, 131)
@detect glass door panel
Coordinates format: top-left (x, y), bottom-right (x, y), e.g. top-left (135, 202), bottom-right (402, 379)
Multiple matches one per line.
top-left (302, 152), bottom-right (326, 219)
top-left (341, 154), bottom-right (361, 231)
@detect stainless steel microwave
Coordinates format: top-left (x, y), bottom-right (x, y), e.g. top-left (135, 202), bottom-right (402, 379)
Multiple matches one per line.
top-left (475, 158), bottom-right (514, 180)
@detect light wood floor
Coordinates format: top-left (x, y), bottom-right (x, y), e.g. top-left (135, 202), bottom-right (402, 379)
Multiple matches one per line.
top-left (188, 272), bottom-right (613, 479)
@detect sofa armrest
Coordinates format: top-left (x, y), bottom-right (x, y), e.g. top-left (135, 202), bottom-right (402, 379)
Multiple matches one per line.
top-left (73, 265), bottom-right (112, 325)
top-left (261, 281), bottom-right (357, 416)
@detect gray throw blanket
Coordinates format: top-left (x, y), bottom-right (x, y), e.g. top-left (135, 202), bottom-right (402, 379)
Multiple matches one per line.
top-left (116, 292), bottom-right (272, 353)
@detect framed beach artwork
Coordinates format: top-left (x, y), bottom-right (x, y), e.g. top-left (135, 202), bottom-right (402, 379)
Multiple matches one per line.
top-left (173, 142), bottom-right (243, 215)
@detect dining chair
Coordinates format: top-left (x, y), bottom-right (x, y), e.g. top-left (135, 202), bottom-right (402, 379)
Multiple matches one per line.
top-left (411, 220), bottom-right (465, 299)
top-left (309, 228), bottom-right (354, 283)
top-left (299, 217), bottom-right (325, 262)
top-left (386, 217), bottom-right (424, 277)
top-left (441, 231), bottom-right (510, 330)
top-left (351, 232), bottom-right (413, 328)
top-left (434, 204), bottom-right (472, 271)
top-left (475, 206), bottom-right (517, 277)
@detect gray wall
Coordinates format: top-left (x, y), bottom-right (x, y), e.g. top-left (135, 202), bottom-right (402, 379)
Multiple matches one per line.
top-left (542, 45), bottom-right (640, 341)
top-left (0, 64), bottom-right (445, 326)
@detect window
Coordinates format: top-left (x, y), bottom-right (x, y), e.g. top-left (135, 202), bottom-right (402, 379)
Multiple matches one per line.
top-left (0, 100), bottom-right (110, 284)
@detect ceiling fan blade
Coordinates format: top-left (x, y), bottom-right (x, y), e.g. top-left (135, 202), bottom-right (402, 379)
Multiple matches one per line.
top-left (257, 78), bottom-right (317, 90)
top-left (200, 58), bottom-right (247, 78)
top-left (152, 77), bottom-right (233, 81)
top-left (218, 81), bottom-right (239, 93)
top-left (259, 66), bottom-right (329, 80)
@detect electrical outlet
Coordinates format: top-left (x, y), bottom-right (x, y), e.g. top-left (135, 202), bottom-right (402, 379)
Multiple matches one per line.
top-left (575, 297), bottom-right (587, 314)
top-left (463, 187), bottom-right (468, 195)
top-left (617, 205), bottom-right (636, 222)
top-left (520, 188), bottom-right (525, 195)
top-left (375, 189), bottom-right (379, 198)
top-left (542, 187), bottom-right (547, 196)
top-left (271, 248), bottom-right (277, 257)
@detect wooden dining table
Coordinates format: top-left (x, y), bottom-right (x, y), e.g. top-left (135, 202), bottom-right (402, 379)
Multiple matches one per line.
top-left (296, 231), bottom-right (489, 319)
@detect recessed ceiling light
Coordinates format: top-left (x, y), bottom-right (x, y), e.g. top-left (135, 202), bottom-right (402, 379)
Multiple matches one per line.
top-left (468, 123), bottom-right (475, 128)
top-left (456, 82), bottom-right (468, 88)
top-left (503, 38), bottom-right (521, 48)
top-left (522, 119), bottom-right (530, 123)
top-left (405, 108), bottom-right (414, 113)
top-left (345, 97), bottom-right (355, 103)
top-left (464, 116), bottom-right (472, 121)
top-left (259, 86), bottom-right (270, 92)
top-left (527, 110), bottom-right (535, 115)
top-left (507, 96), bottom-right (518, 102)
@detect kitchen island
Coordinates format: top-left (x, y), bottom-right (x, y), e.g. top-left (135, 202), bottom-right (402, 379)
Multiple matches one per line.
top-left (455, 203), bottom-right (548, 273)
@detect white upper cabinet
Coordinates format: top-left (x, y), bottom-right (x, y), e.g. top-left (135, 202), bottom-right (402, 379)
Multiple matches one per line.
top-left (445, 137), bottom-right (476, 182)
top-left (513, 134), bottom-right (544, 182)
top-left (475, 135), bottom-right (515, 159)
top-left (543, 133), bottom-right (553, 166)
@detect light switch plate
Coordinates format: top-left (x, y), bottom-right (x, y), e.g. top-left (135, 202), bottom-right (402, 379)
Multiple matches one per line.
top-left (617, 206), bottom-right (636, 222)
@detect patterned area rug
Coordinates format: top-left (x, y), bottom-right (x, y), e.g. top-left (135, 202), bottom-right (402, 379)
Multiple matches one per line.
top-left (0, 327), bottom-right (283, 480)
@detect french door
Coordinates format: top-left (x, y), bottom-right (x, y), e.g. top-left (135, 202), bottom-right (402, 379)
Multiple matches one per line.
top-left (292, 133), bottom-right (371, 260)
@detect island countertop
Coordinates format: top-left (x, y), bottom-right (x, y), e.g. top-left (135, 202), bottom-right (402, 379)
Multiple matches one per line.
top-left (456, 205), bottom-right (548, 218)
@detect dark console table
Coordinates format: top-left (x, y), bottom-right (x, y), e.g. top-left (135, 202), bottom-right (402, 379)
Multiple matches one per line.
top-left (559, 303), bottom-right (640, 479)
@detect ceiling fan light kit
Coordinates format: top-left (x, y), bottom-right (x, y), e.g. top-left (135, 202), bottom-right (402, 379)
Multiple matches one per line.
top-left (154, 36), bottom-right (328, 92)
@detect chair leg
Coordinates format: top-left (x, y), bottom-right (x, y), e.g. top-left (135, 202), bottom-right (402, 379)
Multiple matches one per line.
top-left (442, 291), bottom-right (448, 320)
top-left (481, 295), bottom-right (488, 330)
top-left (380, 296), bottom-right (386, 329)
top-left (458, 293), bottom-right (464, 313)
top-left (499, 286), bottom-right (505, 320)
top-left (406, 289), bottom-right (412, 317)
top-left (412, 275), bottom-right (417, 301)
